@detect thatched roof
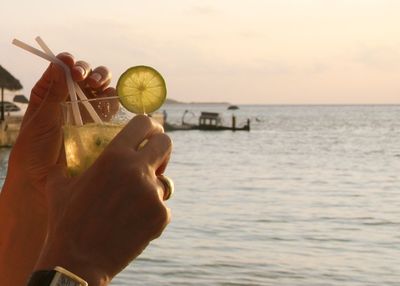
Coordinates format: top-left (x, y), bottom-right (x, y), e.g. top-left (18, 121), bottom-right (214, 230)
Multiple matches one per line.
top-left (0, 65), bottom-right (22, 90)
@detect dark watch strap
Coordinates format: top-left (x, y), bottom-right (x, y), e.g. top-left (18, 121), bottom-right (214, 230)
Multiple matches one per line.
top-left (27, 270), bottom-right (56, 286)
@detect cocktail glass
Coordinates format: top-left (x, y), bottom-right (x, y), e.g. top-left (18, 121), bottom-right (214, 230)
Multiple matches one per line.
top-left (12, 37), bottom-right (167, 175)
top-left (61, 96), bottom-right (130, 176)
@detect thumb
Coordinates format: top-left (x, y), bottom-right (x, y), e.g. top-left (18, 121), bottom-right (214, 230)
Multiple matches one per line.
top-left (46, 164), bottom-right (68, 186)
top-left (22, 63), bottom-right (68, 128)
top-left (31, 62), bottom-right (69, 107)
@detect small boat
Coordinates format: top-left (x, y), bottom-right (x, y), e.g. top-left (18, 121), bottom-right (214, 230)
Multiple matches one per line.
top-left (227, 105), bottom-right (239, 110)
top-left (164, 111), bottom-right (250, 131)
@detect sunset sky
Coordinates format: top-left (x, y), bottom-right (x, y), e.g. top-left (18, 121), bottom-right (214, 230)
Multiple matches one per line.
top-left (1, 0), bottom-right (400, 104)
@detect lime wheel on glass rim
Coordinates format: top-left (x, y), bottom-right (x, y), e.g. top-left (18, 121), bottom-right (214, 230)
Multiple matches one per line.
top-left (116, 65), bottom-right (167, 114)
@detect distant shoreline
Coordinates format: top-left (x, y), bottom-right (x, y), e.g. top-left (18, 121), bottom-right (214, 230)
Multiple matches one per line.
top-left (165, 99), bottom-right (400, 106)
top-left (165, 98), bottom-right (230, 105)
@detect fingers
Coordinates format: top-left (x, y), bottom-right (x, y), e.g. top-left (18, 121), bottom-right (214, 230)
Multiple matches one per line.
top-left (155, 152), bottom-right (170, 176)
top-left (26, 61), bottom-right (67, 119)
top-left (108, 115), bottom-right (172, 171)
top-left (72, 61), bottom-right (91, 80)
top-left (157, 175), bottom-right (174, 201)
top-left (29, 63), bottom-right (66, 106)
top-left (139, 133), bottom-right (172, 170)
top-left (105, 115), bottom-right (173, 204)
top-left (56, 53), bottom-right (90, 82)
top-left (110, 115), bottom-right (164, 151)
top-left (56, 53), bottom-right (112, 91)
top-left (57, 52), bottom-right (75, 68)
top-left (101, 86), bottom-right (117, 97)
top-left (95, 87), bottom-right (119, 120)
top-left (87, 66), bottom-right (112, 90)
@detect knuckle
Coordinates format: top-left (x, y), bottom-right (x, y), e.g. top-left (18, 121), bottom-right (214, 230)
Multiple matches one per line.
top-left (134, 114), bottom-right (152, 127)
top-left (56, 52), bottom-right (75, 67)
top-left (76, 60), bottom-right (91, 70)
top-left (132, 115), bottom-right (165, 135)
top-left (130, 164), bottom-right (148, 181)
top-left (153, 133), bottom-right (173, 149)
top-left (92, 66), bottom-right (111, 83)
top-left (150, 202), bottom-right (170, 231)
top-left (104, 87), bottom-right (117, 96)
top-left (149, 117), bottom-right (164, 133)
top-left (94, 65), bottom-right (110, 75)
top-left (57, 51), bottom-right (74, 59)
top-left (162, 134), bottom-right (173, 148)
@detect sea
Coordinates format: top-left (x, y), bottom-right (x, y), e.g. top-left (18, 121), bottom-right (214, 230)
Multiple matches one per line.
top-left (1, 104), bottom-right (399, 285)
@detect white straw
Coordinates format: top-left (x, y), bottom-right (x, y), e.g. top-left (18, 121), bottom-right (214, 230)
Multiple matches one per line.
top-left (34, 36), bottom-right (56, 57)
top-left (34, 37), bottom-right (102, 124)
top-left (12, 38), bottom-right (83, 125)
top-left (12, 39), bottom-right (59, 64)
top-left (74, 85), bottom-right (103, 123)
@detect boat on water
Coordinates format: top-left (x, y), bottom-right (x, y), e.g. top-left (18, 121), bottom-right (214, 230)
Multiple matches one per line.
top-left (227, 105), bottom-right (239, 110)
top-left (164, 111), bottom-right (250, 131)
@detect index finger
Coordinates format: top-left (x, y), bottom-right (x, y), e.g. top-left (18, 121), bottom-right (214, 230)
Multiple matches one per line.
top-left (86, 66), bottom-right (112, 90)
top-left (56, 52), bottom-right (75, 68)
top-left (56, 53), bottom-right (92, 82)
top-left (139, 133), bottom-right (172, 170)
top-left (109, 115), bottom-right (164, 151)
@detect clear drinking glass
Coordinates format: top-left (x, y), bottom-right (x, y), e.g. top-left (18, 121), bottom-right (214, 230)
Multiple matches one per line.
top-left (61, 96), bottom-right (130, 176)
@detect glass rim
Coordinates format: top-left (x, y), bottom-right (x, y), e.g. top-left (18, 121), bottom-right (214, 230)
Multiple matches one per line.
top-left (62, 95), bottom-right (120, 105)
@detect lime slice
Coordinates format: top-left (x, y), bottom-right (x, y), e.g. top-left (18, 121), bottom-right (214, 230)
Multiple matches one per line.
top-left (116, 66), bottom-right (167, 114)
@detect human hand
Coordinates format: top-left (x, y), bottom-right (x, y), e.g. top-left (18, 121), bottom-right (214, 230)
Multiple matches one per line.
top-left (34, 115), bottom-right (172, 286)
top-left (8, 53), bottom-right (116, 191)
top-left (0, 54), bottom-right (116, 286)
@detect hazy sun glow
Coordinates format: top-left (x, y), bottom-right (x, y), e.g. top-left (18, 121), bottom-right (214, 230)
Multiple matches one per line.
top-left (1, 0), bottom-right (400, 104)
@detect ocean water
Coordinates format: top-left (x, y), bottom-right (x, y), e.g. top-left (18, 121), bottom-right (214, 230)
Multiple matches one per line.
top-left (1, 105), bottom-right (400, 285)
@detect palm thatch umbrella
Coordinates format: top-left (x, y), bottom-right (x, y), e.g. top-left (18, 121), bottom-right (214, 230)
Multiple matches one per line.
top-left (0, 65), bottom-right (23, 121)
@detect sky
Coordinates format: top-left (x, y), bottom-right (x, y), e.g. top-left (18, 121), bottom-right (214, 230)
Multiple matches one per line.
top-left (1, 0), bottom-right (400, 104)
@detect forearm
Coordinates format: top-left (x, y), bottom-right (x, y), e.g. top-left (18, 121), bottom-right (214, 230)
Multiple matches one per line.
top-left (0, 178), bottom-right (47, 285)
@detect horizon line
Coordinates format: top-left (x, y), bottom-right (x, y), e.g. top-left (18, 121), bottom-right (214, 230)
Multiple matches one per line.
top-left (166, 101), bottom-right (400, 106)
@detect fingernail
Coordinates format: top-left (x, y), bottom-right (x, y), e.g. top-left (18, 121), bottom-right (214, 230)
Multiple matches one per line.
top-left (75, 66), bottom-right (86, 76)
top-left (90, 73), bottom-right (102, 82)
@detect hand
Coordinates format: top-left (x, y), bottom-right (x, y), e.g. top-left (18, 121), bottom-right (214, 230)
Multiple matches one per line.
top-left (35, 115), bottom-right (172, 286)
top-left (9, 53), bottom-right (116, 191)
top-left (0, 53), bottom-right (116, 286)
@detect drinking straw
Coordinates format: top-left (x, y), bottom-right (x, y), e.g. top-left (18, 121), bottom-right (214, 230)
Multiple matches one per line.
top-left (34, 37), bottom-right (102, 124)
top-left (12, 38), bottom-right (83, 126)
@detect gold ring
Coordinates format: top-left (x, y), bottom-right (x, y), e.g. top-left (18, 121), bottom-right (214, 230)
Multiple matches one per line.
top-left (158, 175), bottom-right (174, 200)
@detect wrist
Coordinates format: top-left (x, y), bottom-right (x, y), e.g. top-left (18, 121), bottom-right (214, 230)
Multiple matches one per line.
top-left (34, 236), bottom-right (110, 286)
top-left (34, 261), bottom-right (110, 286)
top-left (27, 267), bottom-right (89, 286)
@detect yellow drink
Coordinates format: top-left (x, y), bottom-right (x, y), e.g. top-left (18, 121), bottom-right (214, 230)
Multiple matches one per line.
top-left (63, 123), bottom-right (123, 176)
